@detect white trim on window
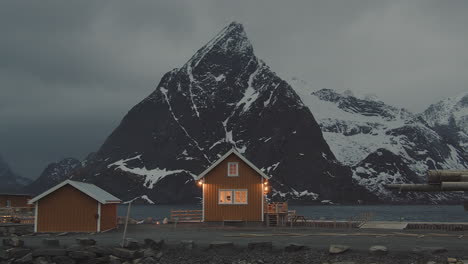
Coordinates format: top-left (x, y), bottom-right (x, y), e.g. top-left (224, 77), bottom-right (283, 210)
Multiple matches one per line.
top-left (227, 162), bottom-right (239, 177)
top-left (218, 189), bottom-right (248, 205)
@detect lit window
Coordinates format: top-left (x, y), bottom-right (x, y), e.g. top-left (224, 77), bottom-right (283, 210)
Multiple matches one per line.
top-left (218, 189), bottom-right (248, 205)
top-left (228, 162), bottom-right (238, 176)
top-left (234, 190), bottom-right (248, 204)
top-left (219, 190), bottom-right (233, 204)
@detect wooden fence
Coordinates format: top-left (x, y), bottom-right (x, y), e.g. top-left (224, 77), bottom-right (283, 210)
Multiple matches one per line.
top-left (170, 209), bottom-right (202, 222)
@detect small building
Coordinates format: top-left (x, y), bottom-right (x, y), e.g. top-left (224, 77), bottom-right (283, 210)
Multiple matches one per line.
top-left (28, 180), bottom-right (121, 233)
top-left (195, 149), bottom-right (271, 222)
top-left (0, 194), bottom-right (31, 208)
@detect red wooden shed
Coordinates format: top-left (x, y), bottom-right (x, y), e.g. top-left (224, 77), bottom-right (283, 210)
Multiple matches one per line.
top-left (195, 149), bottom-right (271, 222)
top-left (28, 180), bottom-right (121, 233)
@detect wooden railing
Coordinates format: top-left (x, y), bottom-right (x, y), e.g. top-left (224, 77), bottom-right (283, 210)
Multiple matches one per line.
top-left (265, 202), bottom-right (288, 214)
top-left (170, 210), bottom-right (202, 222)
top-left (0, 207), bottom-right (35, 224)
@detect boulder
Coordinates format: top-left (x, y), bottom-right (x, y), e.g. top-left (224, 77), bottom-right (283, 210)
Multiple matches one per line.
top-left (79, 256), bottom-right (109, 264)
top-left (68, 250), bottom-right (97, 260)
top-left (140, 257), bottom-right (156, 264)
top-left (284, 243), bottom-right (306, 252)
top-left (369, 245), bottom-right (388, 256)
top-left (143, 239), bottom-right (164, 250)
top-left (447, 257), bottom-right (457, 263)
top-left (76, 238), bottom-right (96, 247)
top-left (109, 255), bottom-right (122, 264)
top-left (123, 239), bottom-right (140, 250)
top-left (180, 240), bottom-right (195, 250)
top-left (32, 248), bottom-right (67, 257)
top-left (329, 244), bottom-right (350, 254)
top-left (142, 249), bottom-right (156, 258)
top-left (112, 248), bottom-right (138, 260)
top-left (85, 246), bottom-right (112, 256)
top-left (42, 239), bottom-right (60, 248)
top-left (52, 256), bottom-right (76, 264)
top-left (13, 252), bottom-right (33, 263)
top-left (162, 218), bottom-right (168, 225)
top-left (3, 237), bottom-right (24, 247)
top-left (209, 241), bottom-right (234, 250)
top-left (247, 242), bottom-right (273, 251)
top-left (34, 256), bottom-right (50, 264)
top-left (0, 249), bottom-right (8, 260)
top-left (7, 248), bottom-right (31, 259)
top-left (412, 246), bottom-right (447, 255)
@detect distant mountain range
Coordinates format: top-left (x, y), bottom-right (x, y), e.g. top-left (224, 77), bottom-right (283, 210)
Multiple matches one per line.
top-left (0, 155), bottom-right (31, 193)
top-left (9, 22), bottom-right (467, 204)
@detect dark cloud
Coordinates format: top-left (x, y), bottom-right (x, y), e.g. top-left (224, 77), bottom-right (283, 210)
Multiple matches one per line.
top-left (1, 0), bottom-right (467, 178)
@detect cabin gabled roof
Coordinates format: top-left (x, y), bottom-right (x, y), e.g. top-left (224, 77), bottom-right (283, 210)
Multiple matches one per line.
top-left (28, 180), bottom-right (121, 205)
top-left (195, 149), bottom-right (271, 181)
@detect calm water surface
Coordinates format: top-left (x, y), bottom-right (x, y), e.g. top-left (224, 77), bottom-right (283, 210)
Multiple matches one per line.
top-left (118, 205), bottom-right (468, 222)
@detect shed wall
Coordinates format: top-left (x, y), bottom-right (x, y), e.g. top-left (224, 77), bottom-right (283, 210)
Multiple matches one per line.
top-left (0, 195), bottom-right (30, 207)
top-left (100, 203), bottom-right (118, 231)
top-left (203, 154), bottom-right (263, 222)
top-left (37, 185), bottom-right (98, 232)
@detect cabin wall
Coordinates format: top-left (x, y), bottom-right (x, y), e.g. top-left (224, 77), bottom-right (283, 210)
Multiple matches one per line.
top-left (37, 185), bottom-right (98, 232)
top-left (203, 154), bottom-right (263, 222)
top-left (0, 195), bottom-right (30, 207)
top-left (100, 203), bottom-right (118, 231)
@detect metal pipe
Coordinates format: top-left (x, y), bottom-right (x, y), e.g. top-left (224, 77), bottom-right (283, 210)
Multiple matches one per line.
top-left (385, 184), bottom-right (442, 192)
top-left (441, 182), bottom-right (468, 191)
top-left (427, 170), bottom-right (468, 184)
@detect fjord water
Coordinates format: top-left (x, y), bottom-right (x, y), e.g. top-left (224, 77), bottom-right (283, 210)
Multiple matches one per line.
top-left (118, 205), bottom-right (468, 222)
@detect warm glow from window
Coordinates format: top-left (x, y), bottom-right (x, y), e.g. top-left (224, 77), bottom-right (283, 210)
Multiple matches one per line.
top-left (219, 190), bottom-right (233, 204)
top-left (234, 190), bottom-right (247, 204)
top-left (219, 189), bottom-right (248, 204)
top-left (228, 162), bottom-right (238, 176)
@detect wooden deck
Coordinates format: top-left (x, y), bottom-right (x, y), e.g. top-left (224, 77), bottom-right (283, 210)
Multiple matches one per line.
top-left (170, 209), bottom-right (202, 222)
top-left (0, 207), bottom-right (35, 224)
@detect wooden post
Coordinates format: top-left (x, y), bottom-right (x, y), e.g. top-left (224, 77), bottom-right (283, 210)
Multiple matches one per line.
top-left (121, 201), bottom-right (132, 247)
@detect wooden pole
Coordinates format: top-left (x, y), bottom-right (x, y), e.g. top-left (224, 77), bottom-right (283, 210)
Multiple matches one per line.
top-left (121, 201), bottom-right (132, 247)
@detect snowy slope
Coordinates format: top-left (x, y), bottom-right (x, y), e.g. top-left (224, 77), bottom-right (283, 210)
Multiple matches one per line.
top-left (420, 90), bottom-right (468, 154)
top-left (290, 80), bottom-right (468, 202)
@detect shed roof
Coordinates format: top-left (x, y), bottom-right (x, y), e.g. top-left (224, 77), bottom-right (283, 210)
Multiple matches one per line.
top-left (28, 180), bottom-right (121, 205)
top-left (195, 149), bottom-right (271, 181)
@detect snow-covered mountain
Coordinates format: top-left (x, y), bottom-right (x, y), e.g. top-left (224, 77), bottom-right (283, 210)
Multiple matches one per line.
top-left (0, 155), bottom-right (31, 193)
top-left (26, 158), bottom-right (82, 195)
top-left (420, 91), bottom-right (468, 156)
top-left (290, 80), bottom-right (468, 203)
top-left (70, 22), bottom-right (374, 204)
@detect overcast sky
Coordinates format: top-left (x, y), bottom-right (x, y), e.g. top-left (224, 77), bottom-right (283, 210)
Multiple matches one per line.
top-left (1, 0), bottom-right (467, 179)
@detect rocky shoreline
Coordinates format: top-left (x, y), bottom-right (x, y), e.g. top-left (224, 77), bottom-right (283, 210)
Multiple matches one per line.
top-left (1, 236), bottom-right (468, 264)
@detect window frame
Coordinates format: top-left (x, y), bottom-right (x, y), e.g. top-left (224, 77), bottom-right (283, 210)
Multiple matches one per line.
top-left (218, 189), bottom-right (248, 205)
top-left (227, 162), bottom-right (239, 177)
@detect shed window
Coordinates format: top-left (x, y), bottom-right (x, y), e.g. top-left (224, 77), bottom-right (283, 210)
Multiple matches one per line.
top-left (218, 189), bottom-right (248, 205)
top-left (219, 190), bottom-right (233, 204)
top-left (228, 162), bottom-right (238, 176)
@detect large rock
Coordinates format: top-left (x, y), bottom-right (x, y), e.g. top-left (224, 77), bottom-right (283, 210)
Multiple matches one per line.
top-left (412, 246), bottom-right (448, 255)
top-left (76, 238), bottom-right (96, 247)
top-left (7, 248), bottom-right (31, 259)
top-left (247, 241), bottom-right (272, 251)
top-left (3, 237), bottom-right (24, 247)
top-left (143, 239), bottom-right (164, 250)
top-left (52, 256), bottom-right (76, 264)
top-left (112, 248), bottom-right (139, 260)
top-left (42, 239), bottom-right (60, 248)
top-left (109, 255), bottom-right (122, 264)
top-left (284, 243), bottom-right (306, 252)
top-left (0, 248), bottom-right (8, 260)
top-left (209, 241), bottom-right (234, 250)
top-left (14, 252), bottom-right (33, 263)
top-left (32, 248), bottom-right (67, 257)
top-left (68, 250), bottom-right (97, 260)
top-left (369, 245), bottom-right (388, 256)
top-left (85, 246), bottom-right (112, 256)
top-left (180, 240), bottom-right (195, 250)
top-left (329, 244), bottom-right (349, 254)
top-left (123, 238), bottom-right (140, 250)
